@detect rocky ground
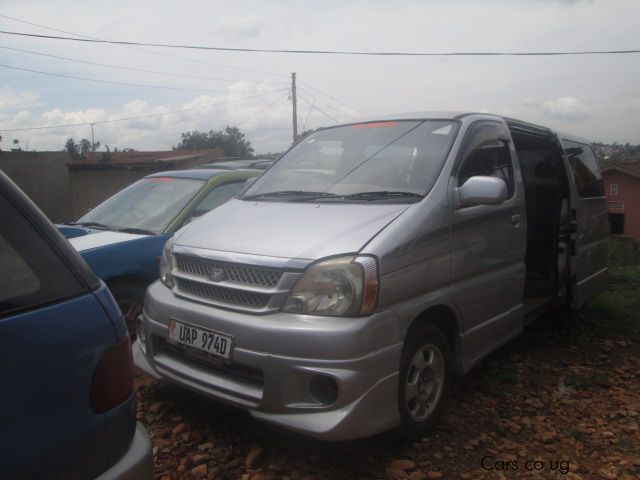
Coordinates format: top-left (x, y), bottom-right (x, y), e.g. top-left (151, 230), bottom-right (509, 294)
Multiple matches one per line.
top-left (136, 247), bottom-right (640, 480)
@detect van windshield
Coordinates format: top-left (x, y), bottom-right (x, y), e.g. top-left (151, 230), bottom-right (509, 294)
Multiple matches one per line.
top-left (242, 120), bottom-right (458, 203)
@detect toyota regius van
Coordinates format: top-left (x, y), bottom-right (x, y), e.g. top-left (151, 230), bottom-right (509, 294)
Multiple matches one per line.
top-left (134, 112), bottom-right (608, 440)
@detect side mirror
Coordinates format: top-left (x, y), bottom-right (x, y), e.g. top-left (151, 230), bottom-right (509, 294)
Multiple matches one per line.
top-left (457, 176), bottom-right (508, 208)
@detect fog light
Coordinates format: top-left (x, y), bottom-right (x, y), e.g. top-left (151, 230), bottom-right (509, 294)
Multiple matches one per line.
top-left (309, 374), bottom-right (339, 405)
top-left (135, 315), bottom-right (146, 353)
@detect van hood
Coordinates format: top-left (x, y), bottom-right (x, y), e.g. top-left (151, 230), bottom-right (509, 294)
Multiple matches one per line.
top-left (174, 199), bottom-right (410, 260)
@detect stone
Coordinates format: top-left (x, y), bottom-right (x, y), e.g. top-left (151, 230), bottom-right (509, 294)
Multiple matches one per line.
top-left (389, 459), bottom-right (416, 470)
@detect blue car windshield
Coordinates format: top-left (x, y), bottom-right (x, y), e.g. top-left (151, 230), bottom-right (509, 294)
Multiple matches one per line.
top-left (79, 177), bottom-right (205, 234)
top-left (242, 120), bottom-right (458, 203)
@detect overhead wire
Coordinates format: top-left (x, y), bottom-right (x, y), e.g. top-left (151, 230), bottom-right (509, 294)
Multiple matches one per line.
top-left (297, 93), bottom-right (340, 124)
top-left (0, 90), bottom-right (288, 132)
top-left (236, 92), bottom-right (290, 126)
top-left (0, 45), bottom-right (289, 85)
top-left (297, 86), bottom-right (358, 120)
top-left (0, 14), bottom-right (288, 78)
top-left (298, 80), bottom-right (369, 116)
top-left (0, 63), bottom-right (282, 94)
top-left (0, 15), bottom-right (369, 120)
top-left (2, 29), bottom-right (639, 56)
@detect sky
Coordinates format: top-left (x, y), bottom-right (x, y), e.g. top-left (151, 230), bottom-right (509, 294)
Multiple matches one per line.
top-left (0, 0), bottom-right (639, 154)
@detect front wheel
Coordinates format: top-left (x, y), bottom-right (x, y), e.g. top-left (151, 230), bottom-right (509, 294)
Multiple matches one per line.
top-left (398, 323), bottom-right (451, 438)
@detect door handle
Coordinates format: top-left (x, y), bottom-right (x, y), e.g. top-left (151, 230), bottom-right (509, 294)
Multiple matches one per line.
top-left (511, 214), bottom-right (522, 227)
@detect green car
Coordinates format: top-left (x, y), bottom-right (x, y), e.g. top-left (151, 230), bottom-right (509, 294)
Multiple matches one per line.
top-left (58, 168), bottom-right (261, 334)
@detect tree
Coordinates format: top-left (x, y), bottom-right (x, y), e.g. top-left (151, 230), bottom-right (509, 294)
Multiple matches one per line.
top-left (11, 139), bottom-right (22, 151)
top-left (174, 126), bottom-right (253, 156)
top-left (78, 138), bottom-right (92, 158)
top-left (64, 138), bottom-right (81, 160)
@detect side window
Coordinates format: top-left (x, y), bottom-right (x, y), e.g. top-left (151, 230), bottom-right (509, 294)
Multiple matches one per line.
top-left (562, 140), bottom-right (604, 198)
top-left (458, 139), bottom-right (514, 196)
top-left (187, 181), bottom-right (246, 222)
top-left (0, 193), bottom-right (85, 317)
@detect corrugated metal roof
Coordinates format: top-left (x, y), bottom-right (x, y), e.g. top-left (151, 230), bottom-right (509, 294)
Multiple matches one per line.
top-left (602, 162), bottom-right (640, 179)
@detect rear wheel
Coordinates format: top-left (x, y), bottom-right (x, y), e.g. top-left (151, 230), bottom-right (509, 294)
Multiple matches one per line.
top-left (108, 282), bottom-right (145, 339)
top-left (398, 323), bottom-right (451, 438)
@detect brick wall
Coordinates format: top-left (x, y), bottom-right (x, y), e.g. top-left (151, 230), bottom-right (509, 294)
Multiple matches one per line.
top-left (603, 171), bottom-right (640, 242)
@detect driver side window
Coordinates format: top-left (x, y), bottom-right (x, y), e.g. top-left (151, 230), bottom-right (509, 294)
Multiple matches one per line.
top-left (185, 181), bottom-right (245, 223)
top-left (458, 139), bottom-right (514, 196)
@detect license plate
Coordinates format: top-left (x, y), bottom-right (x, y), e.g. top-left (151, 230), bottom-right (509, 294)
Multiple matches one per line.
top-left (167, 320), bottom-right (233, 361)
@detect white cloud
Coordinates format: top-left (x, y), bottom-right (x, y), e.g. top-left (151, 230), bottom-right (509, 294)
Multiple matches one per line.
top-left (622, 97), bottom-right (640, 113)
top-left (542, 97), bottom-right (592, 120)
top-left (0, 85), bottom-right (43, 112)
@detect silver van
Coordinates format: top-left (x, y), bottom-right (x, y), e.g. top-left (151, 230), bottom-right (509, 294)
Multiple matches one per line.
top-left (134, 113), bottom-right (608, 440)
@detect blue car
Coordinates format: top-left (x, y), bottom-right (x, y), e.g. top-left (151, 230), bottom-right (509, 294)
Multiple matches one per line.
top-left (0, 171), bottom-right (153, 479)
top-left (58, 168), bottom-right (260, 334)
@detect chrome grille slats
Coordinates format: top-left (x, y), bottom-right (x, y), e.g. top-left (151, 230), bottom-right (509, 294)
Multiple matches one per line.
top-left (175, 278), bottom-right (270, 309)
top-left (175, 254), bottom-right (282, 288)
top-left (170, 250), bottom-right (305, 313)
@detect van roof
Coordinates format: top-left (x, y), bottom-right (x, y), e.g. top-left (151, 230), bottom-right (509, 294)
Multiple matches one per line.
top-left (329, 112), bottom-right (591, 145)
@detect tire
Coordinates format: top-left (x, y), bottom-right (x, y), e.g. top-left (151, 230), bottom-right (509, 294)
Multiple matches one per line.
top-left (397, 323), bottom-right (451, 438)
top-left (108, 282), bottom-right (146, 339)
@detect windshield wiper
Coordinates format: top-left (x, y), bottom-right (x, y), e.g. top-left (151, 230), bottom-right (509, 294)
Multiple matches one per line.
top-left (66, 221), bottom-right (113, 230)
top-left (243, 190), bottom-right (339, 201)
top-left (117, 227), bottom-right (156, 235)
top-left (341, 191), bottom-right (423, 202)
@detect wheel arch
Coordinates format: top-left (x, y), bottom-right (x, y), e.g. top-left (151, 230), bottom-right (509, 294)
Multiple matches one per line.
top-left (407, 304), bottom-right (463, 374)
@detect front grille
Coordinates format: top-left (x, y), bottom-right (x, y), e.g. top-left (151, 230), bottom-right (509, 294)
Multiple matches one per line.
top-left (175, 254), bottom-right (282, 288)
top-left (175, 277), bottom-right (270, 309)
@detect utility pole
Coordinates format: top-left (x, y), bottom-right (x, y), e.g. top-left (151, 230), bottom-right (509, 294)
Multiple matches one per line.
top-left (91, 123), bottom-right (96, 158)
top-left (291, 72), bottom-right (298, 143)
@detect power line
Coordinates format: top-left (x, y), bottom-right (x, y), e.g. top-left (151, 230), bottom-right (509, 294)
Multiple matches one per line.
top-left (2, 29), bottom-right (640, 56)
top-left (0, 45), bottom-right (289, 85)
top-left (297, 86), bottom-right (358, 120)
top-left (0, 14), bottom-right (288, 77)
top-left (237, 92), bottom-right (289, 126)
top-left (297, 80), bottom-right (369, 116)
top-left (0, 63), bottom-right (283, 94)
top-left (0, 90), bottom-right (288, 132)
top-left (297, 93), bottom-right (340, 124)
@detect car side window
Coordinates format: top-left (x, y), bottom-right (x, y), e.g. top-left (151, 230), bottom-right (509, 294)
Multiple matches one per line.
top-left (562, 140), bottom-right (604, 198)
top-left (458, 139), bottom-right (514, 196)
top-left (187, 181), bottom-right (246, 221)
top-left (0, 193), bottom-right (85, 317)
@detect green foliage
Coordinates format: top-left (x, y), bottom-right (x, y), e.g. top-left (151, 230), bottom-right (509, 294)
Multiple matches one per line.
top-left (584, 238), bottom-right (640, 335)
top-left (174, 126), bottom-right (254, 156)
top-left (64, 138), bottom-right (81, 160)
top-left (592, 142), bottom-right (640, 168)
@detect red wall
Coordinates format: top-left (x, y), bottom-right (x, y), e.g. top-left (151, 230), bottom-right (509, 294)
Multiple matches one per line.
top-left (603, 171), bottom-right (640, 241)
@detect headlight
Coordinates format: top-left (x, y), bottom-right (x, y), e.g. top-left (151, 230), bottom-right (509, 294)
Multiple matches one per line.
top-left (283, 256), bottom-right (379, 317)
top-left (159, 237), bottom-right (175, 288)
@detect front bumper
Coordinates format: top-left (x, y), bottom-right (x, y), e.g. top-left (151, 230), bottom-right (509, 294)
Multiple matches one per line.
top-left (135, 281), bottom-right (405, 440)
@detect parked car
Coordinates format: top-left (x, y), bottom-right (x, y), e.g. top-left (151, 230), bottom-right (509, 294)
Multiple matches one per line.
top-left (0, 171), bottom-right (153, 479)
top-left (58, 168), bottom-right (260, 334)
top-left (196, 157), bottom-right (275, 170)
top-left (134, 113), bottom-right (608, 440)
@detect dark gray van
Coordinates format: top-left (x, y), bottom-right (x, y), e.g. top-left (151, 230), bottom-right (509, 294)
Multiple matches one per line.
top-left (134, 113), bottom-right (608, 440)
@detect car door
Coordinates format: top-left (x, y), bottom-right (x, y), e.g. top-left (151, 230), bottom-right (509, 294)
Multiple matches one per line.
top-left (449, 121), bottom-right (527, 368)
top-left (560, 139), bottom-right (609, 307)
top-left (0, 181), bottom-right (116, 479)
